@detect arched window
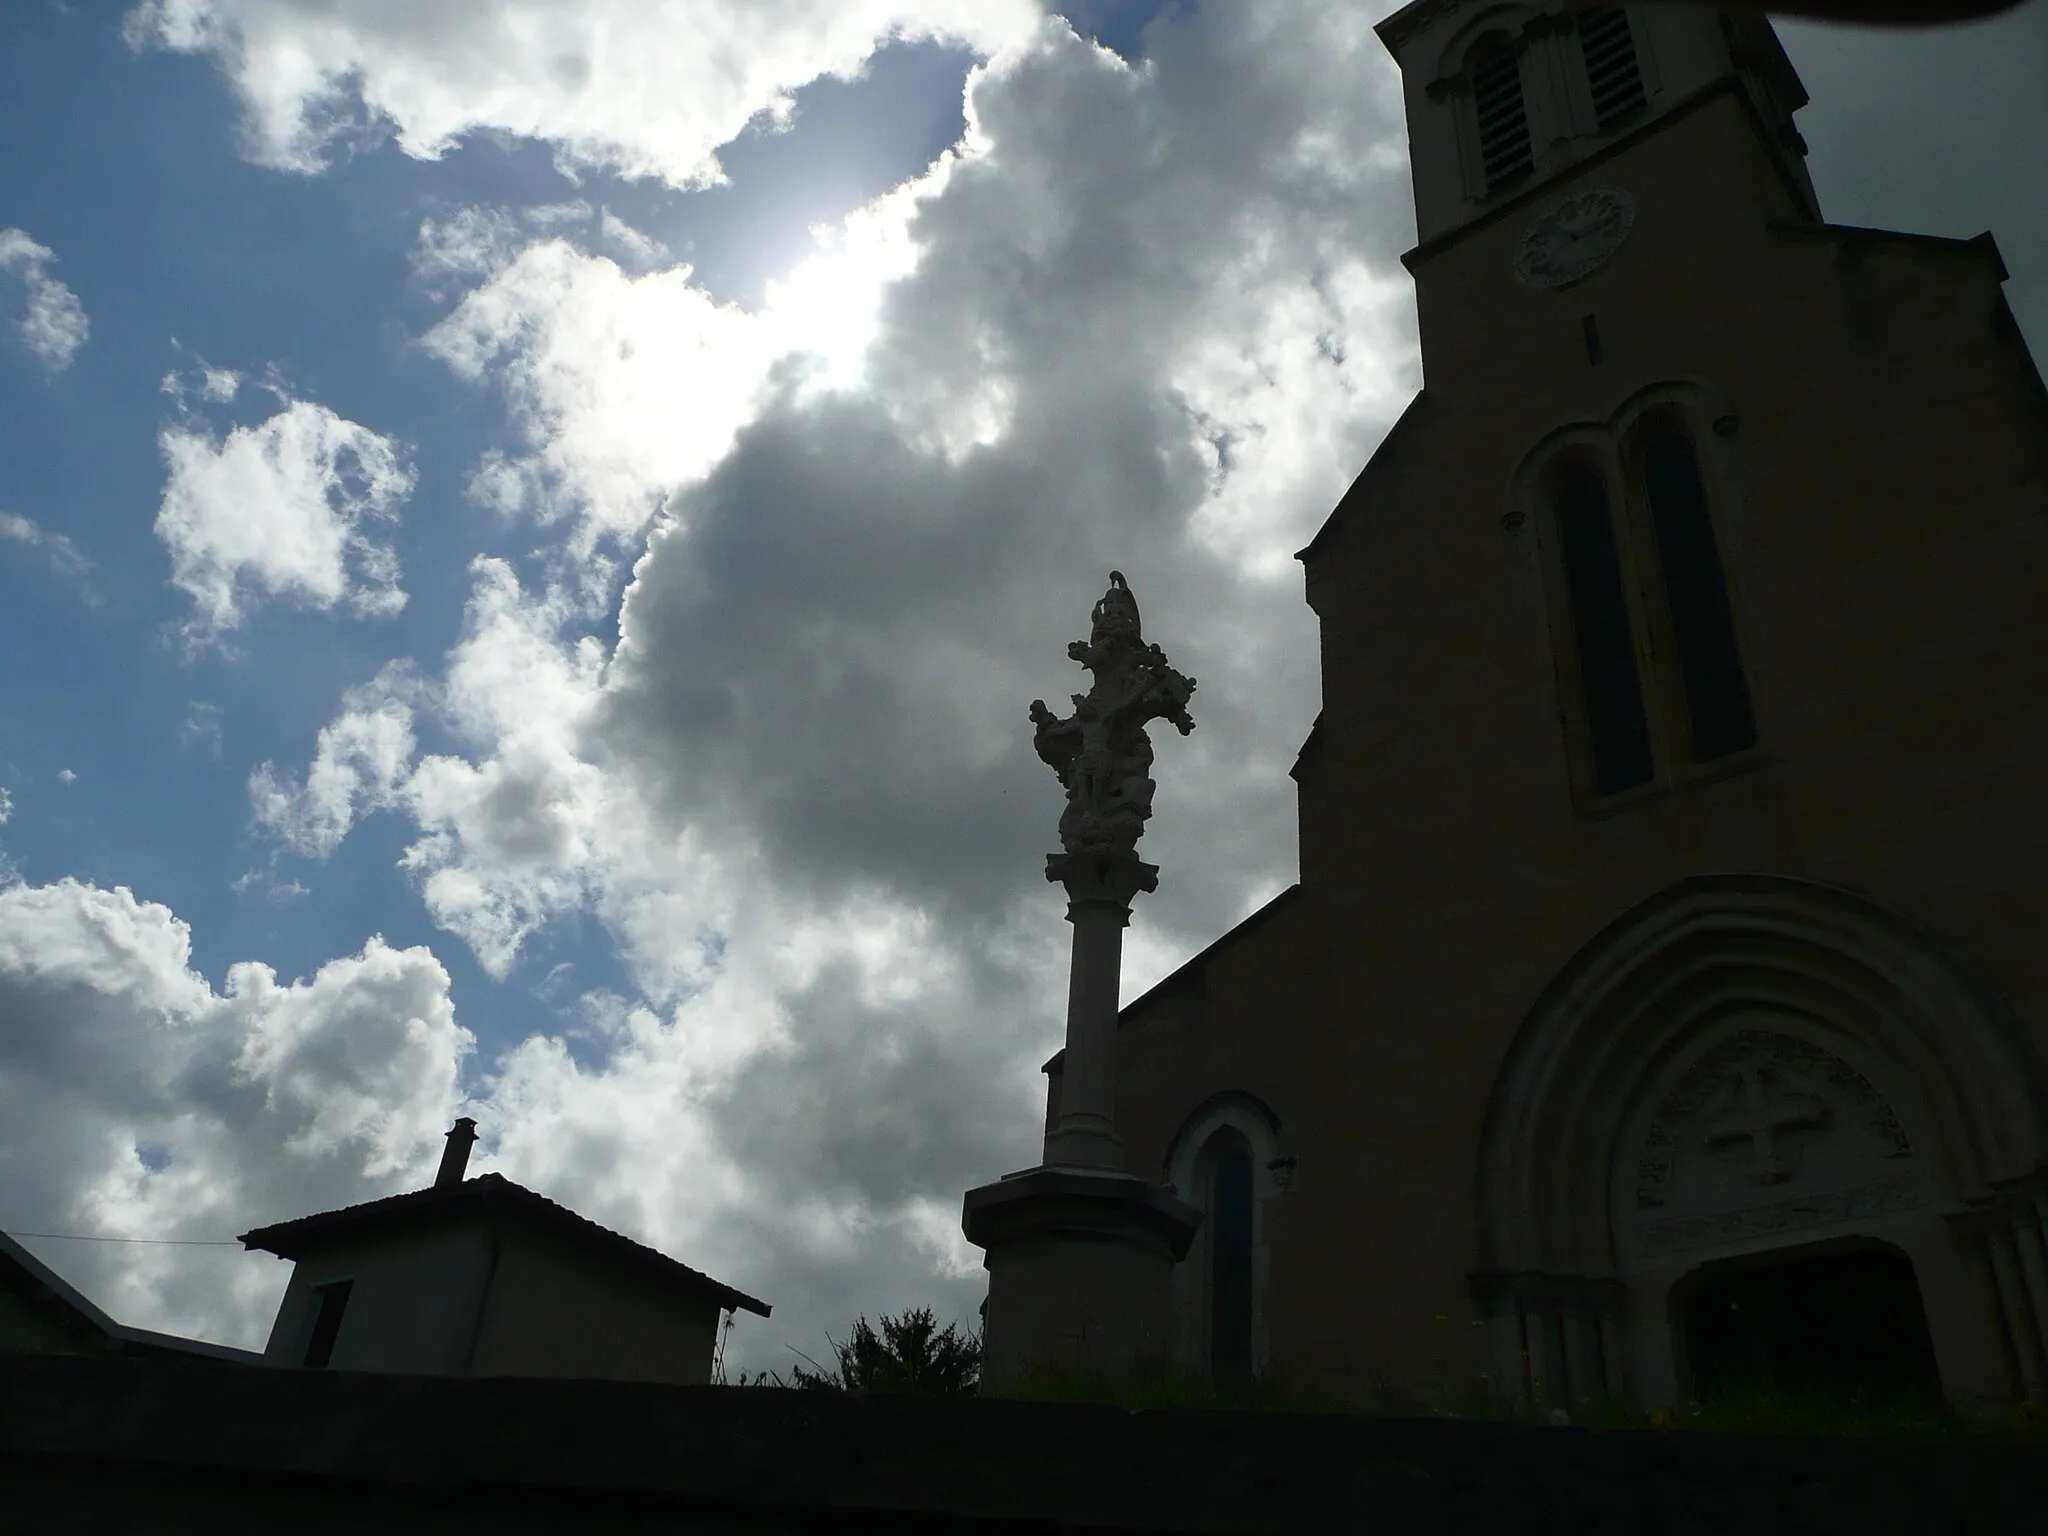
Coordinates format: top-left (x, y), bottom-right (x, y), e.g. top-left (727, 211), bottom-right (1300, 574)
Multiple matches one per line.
top-left (1576, 7), bottom-right (1645, 130)
top-left (1204, 1129), bottom-right (1255, 1387)
top-left (1639, 429), bottom-right (1755, 761)
top-left (1555, 464), bottom-right (1655, 794)
top-left (1165, 1094), bottom-right (1282, 1384)
top-left (1469, 35), bottom-right (1533, 193)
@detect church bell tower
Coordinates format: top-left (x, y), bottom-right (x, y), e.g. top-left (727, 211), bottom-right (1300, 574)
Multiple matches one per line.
top-left (1380, 1), bottom-right (1819, 251)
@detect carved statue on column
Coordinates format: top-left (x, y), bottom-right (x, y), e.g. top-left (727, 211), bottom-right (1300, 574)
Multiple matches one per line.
top-left (1029, 571), bottom-right (1196, 861)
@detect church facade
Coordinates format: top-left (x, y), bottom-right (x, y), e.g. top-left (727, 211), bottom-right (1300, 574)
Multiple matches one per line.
top-left (1044, 0), bottom-right (2048, 1417)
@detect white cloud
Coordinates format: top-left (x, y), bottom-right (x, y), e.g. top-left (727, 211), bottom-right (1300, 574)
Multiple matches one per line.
top-left (0, 879), bottom-right (471, 1348)
top-left (423, 240), bottom-right (789, 540)
top-left (0, 510), bottom-right (96, 603)
top-left (250, 665), bottom-right (420, 858)
top-left (124, 0), bottom-right (1040, 189)
top-left (0, 789), bottom-right (11, 825)
top-left (55, 769), bottom-right (76, 786)
top-left (0, 228), bottom-right (89, 374)
top-left (154, 393), bottom-right (415, 634)
top-left (598, 209), bottom-right (669, 271)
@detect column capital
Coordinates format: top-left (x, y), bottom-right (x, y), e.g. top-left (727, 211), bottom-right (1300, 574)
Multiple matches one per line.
top-left (1046, 851), bottom-right (1159, 916)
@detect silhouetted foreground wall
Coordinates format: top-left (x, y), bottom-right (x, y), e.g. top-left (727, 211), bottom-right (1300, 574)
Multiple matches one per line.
top-left (5, 1355), bottom-right (2048, 1533)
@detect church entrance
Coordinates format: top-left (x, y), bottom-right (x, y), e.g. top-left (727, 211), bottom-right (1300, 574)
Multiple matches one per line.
top-left (1678, 1240), bottom-right (1943, 1408)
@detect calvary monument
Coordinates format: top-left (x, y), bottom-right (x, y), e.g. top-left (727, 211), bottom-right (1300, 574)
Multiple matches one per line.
top-left (963, 573), bottom-right (1203, 1387)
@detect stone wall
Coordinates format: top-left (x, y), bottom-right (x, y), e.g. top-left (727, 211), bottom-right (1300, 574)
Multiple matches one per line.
top-left (5, 1354), bottom-right (2046, 1533)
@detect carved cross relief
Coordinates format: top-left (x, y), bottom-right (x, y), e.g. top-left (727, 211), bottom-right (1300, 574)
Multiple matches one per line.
top-left (1619, 1029), bottom-right (1924, 1263)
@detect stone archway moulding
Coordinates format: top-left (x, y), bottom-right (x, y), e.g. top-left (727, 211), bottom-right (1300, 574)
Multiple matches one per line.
top-left (1475, 872), bottom-right (2048, 1280)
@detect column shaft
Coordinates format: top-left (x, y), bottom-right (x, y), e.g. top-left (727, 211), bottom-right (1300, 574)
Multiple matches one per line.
top-left (1987, 1226), bottom-right (2047, 1402)
top-left (1044, 898), bottom-right (1128, 1169)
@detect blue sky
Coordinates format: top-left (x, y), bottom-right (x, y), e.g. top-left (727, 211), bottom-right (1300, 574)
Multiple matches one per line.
top-left (0, 10), bottom-right (986, 1044)
top-left (0, 0), bottom-right (2042, 1376)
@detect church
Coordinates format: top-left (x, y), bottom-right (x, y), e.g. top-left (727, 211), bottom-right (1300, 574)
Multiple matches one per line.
top-left (973, 0), bottom-right (2048, 1420)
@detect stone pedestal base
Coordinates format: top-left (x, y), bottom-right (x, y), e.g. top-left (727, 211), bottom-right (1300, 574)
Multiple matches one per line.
top-left (963, 1165), bottom-right (1201, 1390)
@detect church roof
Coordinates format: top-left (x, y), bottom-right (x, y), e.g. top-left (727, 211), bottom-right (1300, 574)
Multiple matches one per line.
top-left (1043, 884), bottom-right (1306, 1074)
top-left (239, 1173), bottom-right (771, 1318)
top-left (1297, 391), bottom-right (1431, 565)
top-left (1772, 222), bottom-right (2007, 281)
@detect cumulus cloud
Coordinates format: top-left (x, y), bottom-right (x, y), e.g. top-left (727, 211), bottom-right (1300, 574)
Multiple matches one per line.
top-left (153, 386), bottom-right (415, 634)
top-left (0, 229), bottom-right (89, 374)
top-left (0, 511), bottom-right (96, 604)
top-left (250, 665), bottom-right (421, 858)
top-left (124, 0), bottom-right (1039, 189)
top-left (223, 7), bottom-right (1414, 1373)
top-left (0, 879), bottom-right (470, 1347)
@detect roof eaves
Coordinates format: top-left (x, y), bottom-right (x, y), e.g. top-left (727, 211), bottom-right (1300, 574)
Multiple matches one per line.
top-left (241, 1175), bottom-right (770, 1319)
top-left (1770, 221), bottom-right (2008, 282)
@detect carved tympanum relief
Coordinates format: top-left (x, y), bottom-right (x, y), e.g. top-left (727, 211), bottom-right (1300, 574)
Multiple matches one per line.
top-left (1618, 1029), bottom-right (1924, 1262)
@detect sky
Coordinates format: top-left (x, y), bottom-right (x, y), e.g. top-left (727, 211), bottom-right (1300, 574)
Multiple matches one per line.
top-left (0, 0), bottom-right (2042, 1379)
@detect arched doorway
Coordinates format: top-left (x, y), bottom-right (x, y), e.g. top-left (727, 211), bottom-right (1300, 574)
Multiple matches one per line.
top-left (1471, 874), bottom-right (2048, 1415)
top-left (1676, 1239), bottom-right (1943, 1407)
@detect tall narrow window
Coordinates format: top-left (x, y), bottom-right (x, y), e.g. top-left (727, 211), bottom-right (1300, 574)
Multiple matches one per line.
top-left (1640, 430), bottom-right (1755, 761)
top-left (1207, 1133), bottom-right (1254, 1387)
top-left (302, 1279), bottom-right (354, 1369)
top-left (1577, 7), bottom-right (1645, 129)
top-left (1470, 37), bottom-right (1533, 193)
top-left (1556, 465), bottom-right (1655, 794)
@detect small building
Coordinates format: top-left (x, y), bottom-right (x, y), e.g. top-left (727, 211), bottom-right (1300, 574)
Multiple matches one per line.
top-left (240, 1119), bottom-right (769, 1384)
top-left (0, 1228), bottom-right (262, 1365)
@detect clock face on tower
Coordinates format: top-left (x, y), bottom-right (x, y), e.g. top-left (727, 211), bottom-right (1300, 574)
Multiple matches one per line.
top-left (1512, 186), bottom-right (1637, 290)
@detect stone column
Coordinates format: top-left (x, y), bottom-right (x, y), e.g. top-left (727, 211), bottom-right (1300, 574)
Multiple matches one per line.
top-left (1043, 852), bottom-right (1155, 1170)
top-left (1986, 1223), bottom-right (2047, 1403)
top-left (1593, 1280), bottom-right (1628, 1402)
top-left (1559, 1292), bottom-right (1604, 1409)
top-left (2006, 1199), bottom-right (2048, 1394)
top-left (1469, 1273), bottom-right (1530, 1407)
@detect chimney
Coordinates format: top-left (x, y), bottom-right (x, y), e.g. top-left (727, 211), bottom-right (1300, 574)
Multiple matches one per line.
top-left (435, 1117), bottom-right (478, 1188)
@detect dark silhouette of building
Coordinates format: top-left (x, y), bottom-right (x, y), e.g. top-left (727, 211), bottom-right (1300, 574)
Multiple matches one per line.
top-left (1025, 0), bottom-right (2048, 1418)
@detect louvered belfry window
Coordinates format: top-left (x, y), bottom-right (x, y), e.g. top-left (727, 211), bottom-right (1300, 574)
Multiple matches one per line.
top-left (1577, 7), bottom-right (1645, 129)
top-left (1470, 37), bottom-right (1533, 193)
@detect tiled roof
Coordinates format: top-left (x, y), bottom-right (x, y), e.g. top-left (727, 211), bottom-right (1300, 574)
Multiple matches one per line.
top-left (0, 1229), bottom-right (265, 1362)
top-left (238, 1174), bottom-right (770, 1317)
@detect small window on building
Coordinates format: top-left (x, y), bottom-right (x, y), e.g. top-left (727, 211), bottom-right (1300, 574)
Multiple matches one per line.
top-left (1639, 430), bottom-right (1756, 761)
top-left (1206, 1131), bottom-right (1255, 1388)
top-left (1555, 465), bottom-right (1655, 795)
top-left (1577, 7), bottom-right (1645, 130)
top-left (302, 1279), bottom-right (354, 1369)
top-left (1470, 36), bottom-right (1533, 193)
